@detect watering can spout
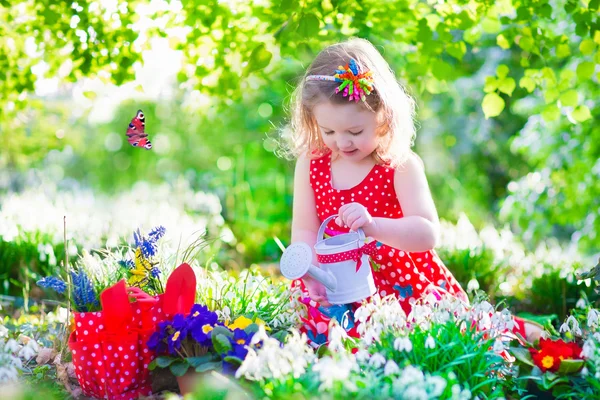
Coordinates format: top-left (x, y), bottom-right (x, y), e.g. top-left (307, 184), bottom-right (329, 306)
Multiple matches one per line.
top-left (306, 265), bottom-right (337, 292)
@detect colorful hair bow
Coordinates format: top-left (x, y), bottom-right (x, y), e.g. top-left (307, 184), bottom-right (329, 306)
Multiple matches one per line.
top-left (305, 58), bottom-right (375, 103)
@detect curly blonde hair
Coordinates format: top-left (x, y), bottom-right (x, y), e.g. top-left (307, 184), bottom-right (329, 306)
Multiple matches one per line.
top-left (280, 38), bottom-right (416, 167)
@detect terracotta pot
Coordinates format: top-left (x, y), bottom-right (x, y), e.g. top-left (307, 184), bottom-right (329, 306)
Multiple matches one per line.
top-left (176, 369), bottom-right (202, 395)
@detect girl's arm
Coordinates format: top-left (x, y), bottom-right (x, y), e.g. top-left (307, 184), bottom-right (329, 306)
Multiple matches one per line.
top-left (291, 154), bottom-right (322, 256)
top-left (291, 154), bottom-right (331, 305)
top-left (361, 152), bottom-right (441, 252)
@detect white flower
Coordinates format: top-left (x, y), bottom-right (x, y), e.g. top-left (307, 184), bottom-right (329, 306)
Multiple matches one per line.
top-left (492, 338), bottom-right (505, 353)
top-left (425, 335), bottom-right (436, 349)
top-left (368, 352), bottom-right (386, 369)
top-left (576, 298), bottom-right (587, 309)
top-left (587, 309), bottom-right (599, 329)
top-left (4, 339), bottom-right (20, 353)
top-left (383, 359), bottom-right (400, 376)
top-left (18, 340), bottom-right (39, 359)
top-left (427, 376), bottom-right (447, 396)
top-left (394, 336), bottom-right (413, 353)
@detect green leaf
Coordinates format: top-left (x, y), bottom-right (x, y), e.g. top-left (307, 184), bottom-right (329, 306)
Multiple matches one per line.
top-left (519, 36), bottom-right (534, 51)
top-left (186, 354), bottom-right (220, 368)
top-left (170, 360), bottom-right (190, 377)
top-left (431, 60), bottom-right (453, 81)
top-left (446, 41), bottom-right (467, 60)
top-left (223, 355), bottom-right (243, 366)
top-left (519, 76), bottom-right (536, 93)
top-left (556, 43), bottom-right (571, 58)
top-left (559, 90), bottom-right (578, 107)
top-left (579, 39), bottom-right (596, 55)
top-left (244, 44), bottom-right (272, 76)
top-left (482, 93), bottom-right (505, 119)
top-left (572, 105), bottom-right (591, 122)
top-left (483, 76), bottom-right (498, 93)
top-left (557, 359), bottom-right (585, 375)
top-left (244, 323), bottom-right (259, 334)
top-left (496, 64), bottom-right (509, 79)
top-left (211, 325), bottom-right (234, 339)
top-left (154, 356), bottom-right (176, 369)
top-left (213, 333), bottom-right (233, 354)
top-left (496, 34), bottom-right (510, 49)
top-left (297, 13), bottom-right (320, 37)
top-left (576, 61), bottom-right (595, 81)
top-left (481, 18), bottom-right (501, 34)
top-left (195, 361), bottom-right (222, 372)
top-left (498, 77), bottom-right (516, 96)
top-left (544, 88), bottom-right (559, 103)
top-left (541, 104), bottom-right (560, 122)
top-left (510, 347), bottom-right (535, 367)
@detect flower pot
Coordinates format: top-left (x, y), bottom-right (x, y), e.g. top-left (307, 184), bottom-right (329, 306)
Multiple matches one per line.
top-left (176, 369), bottom-right (203, 395)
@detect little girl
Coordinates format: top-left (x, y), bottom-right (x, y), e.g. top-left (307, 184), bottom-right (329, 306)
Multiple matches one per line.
top-left (283, 38), bottom-right (535, 345)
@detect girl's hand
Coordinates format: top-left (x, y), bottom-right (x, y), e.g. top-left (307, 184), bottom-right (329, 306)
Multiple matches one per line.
top-left (335, 202), bottom-right (374, 232)
top-left (303, 275), bottom-right (331, 307)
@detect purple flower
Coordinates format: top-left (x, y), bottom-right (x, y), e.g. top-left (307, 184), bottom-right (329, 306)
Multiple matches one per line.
top-left (167, 314), bottom-right (188, 355)
top-left (221, 329), bottom-right (255, 375)
top-left (70, 270), bottom-right (98, 312)
top-left (118, 259), bottom-right (135, 269)
top-left (37, 276), bottom-right (67, 294)
top-left (148, 226), bottom-right (166, 243)
top-left (188, 305), bottom-right (219, 346)
top-left (150, 267), bottom-right (161, 278)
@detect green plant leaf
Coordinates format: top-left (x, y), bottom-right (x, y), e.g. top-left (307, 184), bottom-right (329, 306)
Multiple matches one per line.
top-left (579, 39), bottom-right (596, 55)
top-left (186, 354), bottom-right (220, 368)
top-left (541, 104), bottom-right (560, 122)
top-left (212, 325), bottom-right (234, 339)
top-left (557, 359), bottom-right (585, 375)
top-left (572, 105), bottom-right (591, 122)
top-left (519, 36), bottom-right (534, 51)
top-left (482, 93), bottom-right (505, 118)
top-left (481, 18), bottom-right (501, 33)
top-left (213, 333), bottom-right (233, 354)
top-left (496, 64), bottom-right (509, 79)
top-left (244, 44), bottom-right (272, 76)
top-left (297, 13), bottom-right (320, 37)
top-left (154, 356), bottom-right (176, 369)
top-left (223, 355), bottom-right (243, 366)
top-left (519, 76), bottom-right (536, 92)
top-left (195, 361), bottom-right (222, 372)
top-left (446, 41), bottom-right (467, 60)
top-left (559, 90), bottom-right (578, 107)
top-left (244, 323), bottom-right (259, 334)
top-left (496, 34), bottom-right (510, 49)
top-left (170, 360), bottom-right (190, 377)
top-left (498, 77), bottom-right (516, 96)
top-left (556, 43), bottom-right (571, 58)
top-left (510, 347), bottom-right (535, 367)
top-left (576, 61), bottom-right (594, 81)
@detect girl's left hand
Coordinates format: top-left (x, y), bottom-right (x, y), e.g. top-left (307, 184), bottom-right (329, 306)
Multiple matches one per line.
top-left (335, 202), bottom-right (374, 231)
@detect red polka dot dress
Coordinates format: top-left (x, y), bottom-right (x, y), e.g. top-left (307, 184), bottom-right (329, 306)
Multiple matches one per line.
top-left (293, 151), bottom-right (469, 346)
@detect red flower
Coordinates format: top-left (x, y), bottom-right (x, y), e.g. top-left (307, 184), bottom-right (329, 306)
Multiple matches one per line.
top-left (529, 338), bottom-right (583, 372)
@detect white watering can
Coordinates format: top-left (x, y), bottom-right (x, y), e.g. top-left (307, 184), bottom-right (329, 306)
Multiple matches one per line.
top-left (279, 215), bottom-right (377, 304)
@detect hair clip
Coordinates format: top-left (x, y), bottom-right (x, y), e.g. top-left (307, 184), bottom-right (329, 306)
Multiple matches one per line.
top-left (306, 58), bottom-right (375, 103)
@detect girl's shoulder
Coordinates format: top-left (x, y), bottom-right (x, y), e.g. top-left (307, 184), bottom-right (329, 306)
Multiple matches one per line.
top-left (380, 151), bottom-right (424, 172)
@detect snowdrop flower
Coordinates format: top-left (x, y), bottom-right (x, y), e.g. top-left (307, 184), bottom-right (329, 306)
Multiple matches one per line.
top-left (355, 348), bottom-right (370, 363)
top-left (587, 309), bottom-right (599, 329)
top-left (560, 315), bottom-right (582, 336)
top-left (4, 339), bottom-right (20, 353)
top-left (576, 298), bottom-right (587, 309)
top-left (368, 352), bottom-right (386, 369)
top-left (425, 335), bottom-right (436, 349)
top-left (312, 354), bottom-right (357, 391)
top-left (492, 338), bottom-right (505, 353)
top-left (394, 336), bottom-right (413, 353)
top-left (428, 376), bottom-right (447, 397)
top-left (18, 340), bottom-right (39, 360)
top-left (383, 359), bottom-right (400, 376)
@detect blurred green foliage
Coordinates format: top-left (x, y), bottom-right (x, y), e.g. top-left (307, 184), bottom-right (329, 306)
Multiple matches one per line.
top-left (1, 0), bottom-right (599, 261)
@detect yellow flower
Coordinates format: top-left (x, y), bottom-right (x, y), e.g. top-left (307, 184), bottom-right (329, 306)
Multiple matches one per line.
top-left (172, 331), bottom-right (180, 341)
top-left (227, 316), bottom-right (253, 330)
top-left (227, 316), bottom-right (271, 331)
top-left (542, 355), bottom-right (554, 369)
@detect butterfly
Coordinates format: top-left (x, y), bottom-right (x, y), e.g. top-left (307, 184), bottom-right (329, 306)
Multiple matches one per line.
top-left (126, 109), bottom-right (152, 149)
top-left (393, 284), bottom-right (414, 300)
top-left (128, 247), bottom-right (156, 288)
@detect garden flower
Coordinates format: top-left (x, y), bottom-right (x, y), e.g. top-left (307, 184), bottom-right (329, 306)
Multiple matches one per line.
top-left (529, 338), bottom-right (584, 372)
top-left (383, 359), bottom-right (400, 376)
top-left (587, 309), bottom-right (599, 329)
top-left (368, 352), bottom-right (386, 368)
top-left (36, 276), bottom-right (67, 294)
top-left (394, 336), bottom-right (413, 353)
top-left (425, 335), bottom-right (436, 349)
top-left (167, 314), bottom-right (189, 354)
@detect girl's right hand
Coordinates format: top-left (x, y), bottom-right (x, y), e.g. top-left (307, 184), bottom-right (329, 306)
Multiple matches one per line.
top-left (303, 275), bottom-right (331, 307)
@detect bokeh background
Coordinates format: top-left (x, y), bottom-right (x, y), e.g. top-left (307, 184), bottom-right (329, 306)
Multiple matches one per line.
top-left (1, 0), bottom-right (599, 321)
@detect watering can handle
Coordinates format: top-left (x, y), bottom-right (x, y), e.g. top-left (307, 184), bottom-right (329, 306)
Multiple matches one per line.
top-left (316, 214), bottom-right (366, 244)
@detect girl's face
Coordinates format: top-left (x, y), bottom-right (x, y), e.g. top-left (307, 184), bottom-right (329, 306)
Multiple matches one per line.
top-left (312, 101), bottom-right (379, 163)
